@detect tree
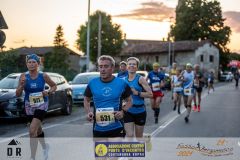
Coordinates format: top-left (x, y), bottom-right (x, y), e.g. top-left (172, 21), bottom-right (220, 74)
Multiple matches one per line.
top-left (54, 25), bottom-right (68, 47)
top-left (44, 25), bottom-right (70, 78)
top-left (0, 50), bottom-right (26, 78)
top-left (171, 0), bottom-right (231, 53)
top-left (76, 10), bottom-right (124, 63)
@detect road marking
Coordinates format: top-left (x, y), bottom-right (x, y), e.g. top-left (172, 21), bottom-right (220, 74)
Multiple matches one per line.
top-left (0, 83), bottom-right (231, 143)
top-left (149, 89), bottom-right (210, 137)
top-left (0, 114), bottom-right (87, 143)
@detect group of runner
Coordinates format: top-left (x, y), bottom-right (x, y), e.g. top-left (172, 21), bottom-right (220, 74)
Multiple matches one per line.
top-left (84, 56), bottom-right (153, 141)
top-left (83, 55), bottom-right (219, 142)
top-left (17, 53), bottom-right (217, 160)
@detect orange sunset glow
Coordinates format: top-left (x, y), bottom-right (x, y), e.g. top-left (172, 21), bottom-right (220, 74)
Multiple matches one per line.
top-left (1, 0), bottom-right (240, 53)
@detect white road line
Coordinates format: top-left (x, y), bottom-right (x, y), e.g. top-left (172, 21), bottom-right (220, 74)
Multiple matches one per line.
top-left (149, 88), bottom-right (211, 137)
top-left (0, 83), bottom-right (230, 143)
top-left (0, 114), bottom-right (87, 143)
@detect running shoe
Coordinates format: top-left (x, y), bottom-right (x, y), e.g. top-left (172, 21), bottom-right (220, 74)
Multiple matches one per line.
top-left (184, 117), bottom-right (189, 123)
top-left (192, 105), bottom-right (197, 111)
top-left (198, 105), bottom-right (200, 112)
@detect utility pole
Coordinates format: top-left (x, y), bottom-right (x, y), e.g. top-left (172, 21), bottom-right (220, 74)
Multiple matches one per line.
top-left (168, 16), bottom-right (173, 69)
top-left (86, 0), bottom-right (91, 72)
top-left (97, 13), bottom-right (102, 60)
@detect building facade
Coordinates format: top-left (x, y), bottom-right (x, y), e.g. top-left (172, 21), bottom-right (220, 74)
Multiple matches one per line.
top-left (118, 39), bottom-right (219, 75)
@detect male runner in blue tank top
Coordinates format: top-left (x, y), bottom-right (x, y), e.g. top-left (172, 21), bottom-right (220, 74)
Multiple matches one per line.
top-left (146, 62), bottom-right (165, 124)
top-left (84, 55), bottom-right (132, 138)
top-left (16, 54), bottom-right (57, 160)
top-left (124, 57), bottom-right (153, 138)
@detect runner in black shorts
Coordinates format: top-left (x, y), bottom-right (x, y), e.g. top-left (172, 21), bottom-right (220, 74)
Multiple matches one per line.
top-left (84, 55), bottom-right (132, 138)
top-left (123, 57), bottom-right (153, 138)
top-left (16, 54), bottom-right (57, 160)
top-left (193, 64), bottom-right (204, 112)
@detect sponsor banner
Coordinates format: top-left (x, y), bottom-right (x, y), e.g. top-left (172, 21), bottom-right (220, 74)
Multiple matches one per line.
top-left (0, 138), bottom-right (239, 160)
top-left (95, 141), bottom-right (145, 157)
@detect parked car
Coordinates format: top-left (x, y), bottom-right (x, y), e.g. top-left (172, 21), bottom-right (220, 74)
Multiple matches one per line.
top-left (219, 71), bottom-right (233, 82)
top-left (0, 72), bottom-right (73, 118)
top-left (136, 70), bottom-right (148, 79)
top-left (70, 72), bottom-right (100, 104)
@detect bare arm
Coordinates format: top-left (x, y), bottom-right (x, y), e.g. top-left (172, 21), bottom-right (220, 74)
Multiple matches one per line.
top-left (84, 96), bottom-right (94, 122)
top-left (122, 95), bottom-right (132, 111)
top-left (16, 73), bottom-right (25, 97)
top-left (138, 77), bottom-right (153, 98)
top-left (43, 73), bottom-right (57, 96)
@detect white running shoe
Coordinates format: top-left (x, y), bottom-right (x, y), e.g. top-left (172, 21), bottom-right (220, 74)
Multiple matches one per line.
top-left (43, 143), bottom-right (50, 160)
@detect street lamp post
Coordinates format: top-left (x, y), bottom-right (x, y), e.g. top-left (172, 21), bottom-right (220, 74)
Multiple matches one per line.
top-left (86, 0), bottom-right (91, 72)
top-left (168, 17), bottom-right (173, 69)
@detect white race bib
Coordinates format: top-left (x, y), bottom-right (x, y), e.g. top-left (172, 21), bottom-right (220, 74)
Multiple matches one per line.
top-left (29, 92), bottom-right (44, 107)
top-left (96, 107), bottom-right (115, 127)
top-left (173, 87), bottom-right (183, 92)
top-left (152, 82), bottom-right (160, 91)
top-left (183, 88), bottom-right (193, 96)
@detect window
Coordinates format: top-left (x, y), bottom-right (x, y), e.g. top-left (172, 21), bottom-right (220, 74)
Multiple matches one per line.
top-left (200, 55), bottom-right (204, 62)
top-left (155, 56), bottom-right (159, 62)
top-left (209, 55), bottom-right (214, 62)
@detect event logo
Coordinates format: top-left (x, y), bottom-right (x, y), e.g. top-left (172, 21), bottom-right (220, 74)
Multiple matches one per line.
top-left (102, 87), bottom-right (112, 97)
top-left (176, 139), bottom-right (234, 157)
top-left (95, 142), bottom-right (145, 158)
top-left (7, 139), bottom-right (22, 159)
top-left (95, 144), bottom-right (108, 157)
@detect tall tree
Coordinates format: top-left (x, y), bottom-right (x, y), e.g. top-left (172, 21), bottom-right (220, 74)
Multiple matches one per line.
top-left (53, 25), bottom-right (68, 47)
top-left (76, 10), bottom-right (124, 62)
top-left (44, 25), bottom-right (69, 77)
top-left (171, 0), bottom-right (231, 53)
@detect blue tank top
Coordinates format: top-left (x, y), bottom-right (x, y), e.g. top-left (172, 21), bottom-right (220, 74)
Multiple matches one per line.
top-left (125, 74), bottom-right (145, 114)
top-left (88, 77), bottom-right (128, 132)
top-left (147, 71), bottom-right (165, 92)
top-left (117, 71), bottom-right (128, 79)
top-left (24, 72), bottom-right (48, 102)
top-left (182, 70), bottom-right (194, 89)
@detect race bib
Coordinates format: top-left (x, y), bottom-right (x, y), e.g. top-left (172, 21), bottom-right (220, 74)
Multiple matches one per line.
top-left (183, 88), bottom-right (193, 96)
top-left (152, 82), bottom-right (160, 91)
top-left (174, 87), bottom-right (183, 92)
top-left (29, 92), bottom-right (44, 107)
top-left (96, 107), bottom-right (115, 127)
top-left (194, 79), bottom-right (199, 87)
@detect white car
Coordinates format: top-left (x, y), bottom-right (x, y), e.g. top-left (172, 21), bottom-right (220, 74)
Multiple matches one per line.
top-left (136, 71), bottom-right (148, 79)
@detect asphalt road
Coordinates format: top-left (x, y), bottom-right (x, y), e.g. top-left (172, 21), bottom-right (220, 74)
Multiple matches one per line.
top-left (1, 81), bottom-right (239, 138)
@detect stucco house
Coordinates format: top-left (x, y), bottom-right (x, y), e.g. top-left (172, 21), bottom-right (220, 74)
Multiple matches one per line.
top-left (117, 39), bottom-right (219, 74)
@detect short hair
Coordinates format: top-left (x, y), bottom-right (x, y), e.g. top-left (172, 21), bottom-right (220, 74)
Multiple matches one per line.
top-left (119, 61), bottom-right (127, 66)
top-left (152, 62), bottom-right (160, 67)
top-left (127, 57), bottom-right (140, 67)
top-left (186, 63), bottom-right (192, 67)
top-left (194, 64), bottom-right (200, 68)
top-left (97, 55), bottom-right (115, 67)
